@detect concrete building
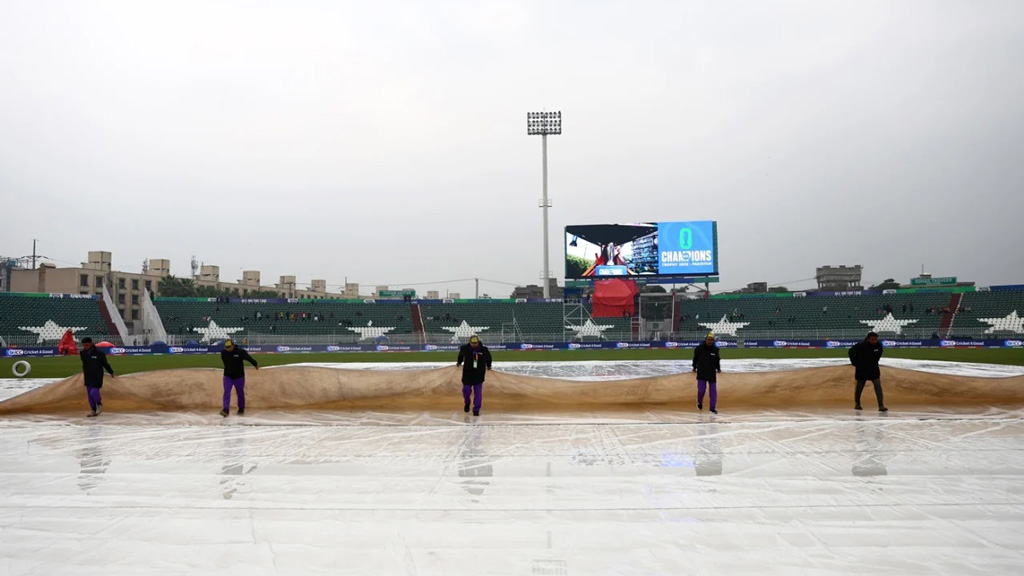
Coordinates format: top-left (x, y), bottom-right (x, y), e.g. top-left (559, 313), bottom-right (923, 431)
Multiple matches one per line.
top-left (511, 279), bottom-right (564, 299)
top-left (7, 252), bottom-right (361, 325)
top-left (9, 252), bottom-right (164, 324)
top-left (815, 265), bottom-right (864, 291)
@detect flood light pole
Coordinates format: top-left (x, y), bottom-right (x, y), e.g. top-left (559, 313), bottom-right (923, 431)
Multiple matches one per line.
top-left (527, 111), bottom-right (561, 298)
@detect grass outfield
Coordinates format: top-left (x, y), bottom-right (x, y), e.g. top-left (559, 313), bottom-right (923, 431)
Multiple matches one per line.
top-left (2, 347), bottom-right (1023, 379)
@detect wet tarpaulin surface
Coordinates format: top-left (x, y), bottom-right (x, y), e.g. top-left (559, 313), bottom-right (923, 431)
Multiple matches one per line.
top-left (1, 360), bottom-right (1023, 575)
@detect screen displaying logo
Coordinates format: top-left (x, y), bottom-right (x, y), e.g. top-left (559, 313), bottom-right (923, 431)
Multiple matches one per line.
top-left (565, 221), bottom-right (717, 279)
top-left (657, 221), bottom-right (716, 275)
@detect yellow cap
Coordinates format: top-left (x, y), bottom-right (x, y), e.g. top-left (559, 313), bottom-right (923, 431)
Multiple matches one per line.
top-left (706, 333), bottom-right (715, 339)
top-left (224, 339), bottom-right (234, 348)
top-left (469, 335), bottom-right (480, 343)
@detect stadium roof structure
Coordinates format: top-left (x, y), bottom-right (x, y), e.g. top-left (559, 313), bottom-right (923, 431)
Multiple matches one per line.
top-left (565, 224), bottom-right (657, 246)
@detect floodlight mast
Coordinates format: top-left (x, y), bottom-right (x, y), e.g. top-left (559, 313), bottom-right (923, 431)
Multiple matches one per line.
top-left (526, 111), bottom-right (561, 298)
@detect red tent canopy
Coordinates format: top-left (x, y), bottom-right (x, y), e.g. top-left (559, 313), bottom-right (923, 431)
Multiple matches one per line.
top-left (592, 278), bottom-right (639, 318)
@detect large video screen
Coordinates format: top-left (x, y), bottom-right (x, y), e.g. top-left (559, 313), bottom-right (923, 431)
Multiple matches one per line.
top-left (564, 221), bottom-right (718, 279)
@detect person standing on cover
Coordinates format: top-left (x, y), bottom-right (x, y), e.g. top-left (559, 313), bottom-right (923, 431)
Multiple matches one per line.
top-left (80, 337), bottom-right (115, 417)
top-left (692, 333), bottom-right (721, 414)
top-left (457, 335), bottom-right (492, 416)
top-left (220, 339), bottom-right (258, 417)
top-left (849, 332), bottom-right (888, 412)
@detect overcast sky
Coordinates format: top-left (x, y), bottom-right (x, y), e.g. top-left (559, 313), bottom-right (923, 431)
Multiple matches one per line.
top-left (1, 0), bottom-right (1022, 296)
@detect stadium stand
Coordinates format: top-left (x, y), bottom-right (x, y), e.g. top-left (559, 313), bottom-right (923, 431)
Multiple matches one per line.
top-left (7, 288), bottom-right (1024, 347)
top-left (676, 292), bottom-right (954, 339)
top-left (952, 290), bottom-right (1024, 336)
top-left (154, 298), bottom-right (417, 342)
top-left (0, 293), bottom-right (109, 345)
top-left (419, 301), bottom-right (632, 342)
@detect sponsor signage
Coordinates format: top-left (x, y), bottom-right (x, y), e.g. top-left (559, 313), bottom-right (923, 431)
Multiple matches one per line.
top-left (825, 340), bottom-right (859, 348)
top-left (911, 276), bottom-right (957, 286)
top-left (519, 343), bottom-right (559, 350)
top-left (378, 289), bottom-right (416, 299)
top-left (101, 346), bottom-right (154, 355)
top-left (326, 345), bottom-right (364, 352)
top-left (375, 345), bottom-right (415, 352)
top-left (4, 348), bottom-right (59, 357)
top-left (940, 340), bottom-right (986, 348)
top-left (568, 342), bottom-right (605, 350)
top-left (773, 340), bottom-right (814, 348)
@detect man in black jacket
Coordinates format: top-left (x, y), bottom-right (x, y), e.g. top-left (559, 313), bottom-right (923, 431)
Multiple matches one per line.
top-left (220, 339), bottom-right (258, 417)
top-left (849, 332), bottom-right (888, 412)
top-left (456, 335), bottom-right (492, 416)
top-left (692, 333), bottom-right (722, 413)
top-left (80, 337), bottom-right (115, 417)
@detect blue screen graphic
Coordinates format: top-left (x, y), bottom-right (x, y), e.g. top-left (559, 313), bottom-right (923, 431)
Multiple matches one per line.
top-left (657, 221), bottom-right (716, 275)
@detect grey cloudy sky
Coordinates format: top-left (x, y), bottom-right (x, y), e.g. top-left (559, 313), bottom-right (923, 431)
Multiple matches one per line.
top-left (1, 0), bottom-right (1022, 296)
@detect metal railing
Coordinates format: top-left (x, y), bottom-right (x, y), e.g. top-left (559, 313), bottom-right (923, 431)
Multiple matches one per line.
top-left (4, 329), bottom-right (1006, 348)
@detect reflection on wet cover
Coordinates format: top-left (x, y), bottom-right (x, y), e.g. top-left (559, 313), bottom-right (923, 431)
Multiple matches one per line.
top-left (695, 417), bottom-right (723, 477)
top-left (852, 419), bottom-right (890, 477)
top-left (77, 424), bottom-right (110, 492)
top-left (457, 423), bottom-right (492, 500)
top-left (219, 429), bottom-right (258, 500)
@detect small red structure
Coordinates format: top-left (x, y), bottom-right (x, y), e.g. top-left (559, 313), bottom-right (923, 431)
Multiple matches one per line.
top-left (592, 278), bottom-right (639, 318)
top-left (58, 330), bottom-right (79, 356)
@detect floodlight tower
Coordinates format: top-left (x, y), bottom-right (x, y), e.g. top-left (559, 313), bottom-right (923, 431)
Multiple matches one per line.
top-left (527, 111), bottom-right (561, 298)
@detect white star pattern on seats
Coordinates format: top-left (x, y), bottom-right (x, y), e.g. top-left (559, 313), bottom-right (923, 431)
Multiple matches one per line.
top-left (565, 319), bottom-right (614, 338)
top-left (17, 320), bottom-right (88, 344)
top-left (192, 320), bottom-right (244, 343)
top-left (977, 310), bottom-right (1024, 334)
top-left (698, 315), bottom-right (750, 337)
top-left (859, 313), bottom-right (918, 335)
top-left (347, 322), bottom-right (396, 340)
top-left (441, 320), bottom-right (490, 343)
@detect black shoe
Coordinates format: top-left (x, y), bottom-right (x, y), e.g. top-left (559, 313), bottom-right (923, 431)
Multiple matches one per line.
top-left (219, 409), bottom-right (229, 417)
top-left (464, 403), bottom-right (470, 413)
top-left (472, 411), bottom-right (480, 416)
top-left (879, 406), bottom-right (888, 412)
top-left (237, 409), bottom-right (245, 416)
top-left (855, 404), bottom-right (863, 410)
top-left (710, 408), bottom-right (717, 414)
top-left (697, 402), bottom-right (703, 411)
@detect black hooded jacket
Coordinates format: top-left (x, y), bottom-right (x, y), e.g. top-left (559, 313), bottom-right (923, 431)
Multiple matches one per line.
top-left (849, 339), bottom-right (884, 381)
top-left (692, 342), bottom-right (721, 381)
top-left (457, 344), bottom-right (492, 385)
top-left (221, 347), bottom-right (258, 379)
top-left (81, 347), bottom-right (115, 388)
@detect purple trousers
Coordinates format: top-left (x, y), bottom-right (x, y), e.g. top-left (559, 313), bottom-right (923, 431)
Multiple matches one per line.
top-left (86, 387), bottom-right (102, 411)
top-left (697, 379), bottom-right (717, 410)
top-left (223, 376), bottom-right (246, 411)
top-left (462, 384), bottom-right (483, 412)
